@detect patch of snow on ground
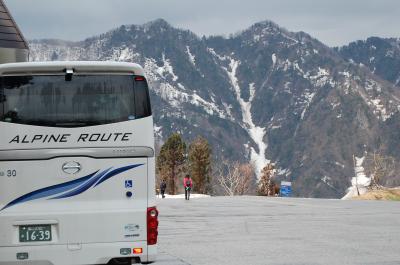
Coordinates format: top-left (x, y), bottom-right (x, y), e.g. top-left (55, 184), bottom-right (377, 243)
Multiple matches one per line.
top-left (338, 71), bottom-right (352, 92)
top-left (154, 124), bottom-right (163, 139)
top-left (145, 57), bottom-right (228, 117)
top-left (282, 59), bottom-right (291, 71)
top-left (357, 82), bottom-right (395, 121)
top-left (342, 156), bottom-right (371, 200)
top-left (207, 47), bottom-right (228, 61)
top-left (331, 101), bottom-right (340, 109)
top-left (293, 62), bottom-right (305, 75)
top-left (306, 67), bottom-right (334, 87)
top-left (385, 50), bottom-right (394, 58)
top-left (158, 83), bottom-right (187, 107)
top-left (144, 58), bottom-right (161, 82)
top-left (300, 91), bottom-right (316, 120)
top-left (317, 67), bottom-right (329, 76)
top-left (335, 161), bottom-right (345, 168)
top-left (177, 83), bottom-right (185, 90)
top-left (370, 98), bottom-right (392, 121)
top-left (322, 176), bottom-right (336, 190)
top-left (190, 93), bottom-right (225, 117)
top-left (224, 57), bottom-right (269, 177)
top-left (156, 193), bottom-right (211, 199)
top-left (30, 44), bottom-right (76, 62)
top-left (340, 71), bottom-right (351, 78)
top-left (158, 83), bottom-right (226, 117)
top-left (365, 80), bottom-right (376, 91)
top-left (249, 83), bottom-right (256, 101)
top-left (271, 53), bottom-right (277, 67)
top-left (253, 34), bottom-right (261, 42)
top-left (222, 102), bottom-right (234, 121)
top-left (156, 53), bottom-right (179, 82)
top-left (117, 47), bottom-right (134, 61)
top-left (186, 46), bottom-right (196, 66)
top-left (277, 168), bottom-right (291, 176)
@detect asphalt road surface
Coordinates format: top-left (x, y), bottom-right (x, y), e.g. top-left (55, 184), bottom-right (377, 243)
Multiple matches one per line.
top-left (154, 196), bottom-right (400, 265)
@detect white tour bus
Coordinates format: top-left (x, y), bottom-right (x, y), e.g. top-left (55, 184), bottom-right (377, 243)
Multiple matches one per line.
top-left (0, 61), bottom-right (158, 265)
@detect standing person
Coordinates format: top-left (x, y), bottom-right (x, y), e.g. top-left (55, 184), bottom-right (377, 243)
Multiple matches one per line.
top-left (183, 174), bottom-right (193, 200)
top-left (160, 179), bottom-right (167, 199)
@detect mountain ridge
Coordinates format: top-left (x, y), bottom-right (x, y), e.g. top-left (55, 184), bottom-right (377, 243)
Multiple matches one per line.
top-left (28, 19), bottom-right (400, 198)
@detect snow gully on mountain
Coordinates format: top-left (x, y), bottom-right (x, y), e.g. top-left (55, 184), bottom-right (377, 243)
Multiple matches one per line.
top-left (223, 56), bottom-right (269, 177)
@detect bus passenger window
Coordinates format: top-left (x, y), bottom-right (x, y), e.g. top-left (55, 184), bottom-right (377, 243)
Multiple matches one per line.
top-left (134, 78), bottom-right (151, 119)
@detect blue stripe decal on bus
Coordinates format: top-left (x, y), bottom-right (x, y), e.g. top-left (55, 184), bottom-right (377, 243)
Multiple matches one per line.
top-left (0, 164), bottom-right (143, 211)
top-left (0, 172), bottom-right (98, 211)
top-left (50, 167), bottom-right (112, 200)
top-left (94, 165), bottom-right (142, 187)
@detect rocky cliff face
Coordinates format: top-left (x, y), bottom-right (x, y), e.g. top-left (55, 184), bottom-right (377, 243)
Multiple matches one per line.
top-left (29, 19), bottom-right (400, 198)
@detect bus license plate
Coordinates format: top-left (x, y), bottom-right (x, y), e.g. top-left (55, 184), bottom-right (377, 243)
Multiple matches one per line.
top-left (19, 225), bottom-right (52, 242)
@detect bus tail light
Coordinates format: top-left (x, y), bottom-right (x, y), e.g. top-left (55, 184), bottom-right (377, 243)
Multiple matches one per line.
top-left (147, 207), bottom-right (158, 245)
top-left (135, 76), bottom-right (145, 81)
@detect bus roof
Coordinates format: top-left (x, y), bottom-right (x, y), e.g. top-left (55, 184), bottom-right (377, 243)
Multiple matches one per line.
top-left (0, 61), bottom-right (145, 76)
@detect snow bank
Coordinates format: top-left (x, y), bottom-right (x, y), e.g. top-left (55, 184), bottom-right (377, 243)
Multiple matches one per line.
top-left (157, 194), bottom-right (211, 199)
top-left (342, 156), bottom-right (371, 200)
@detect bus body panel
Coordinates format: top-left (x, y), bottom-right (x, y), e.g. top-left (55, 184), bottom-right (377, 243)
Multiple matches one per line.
top-left (0, 157), bottom-right (148, 246)
top-left (0, 62), bottom-right (157, 264)
top-left (147, 157), bottom-right (156, 207)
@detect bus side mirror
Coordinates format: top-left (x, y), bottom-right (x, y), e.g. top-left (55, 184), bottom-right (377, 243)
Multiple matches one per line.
top-left (0, 94), bottom-right (5, 103)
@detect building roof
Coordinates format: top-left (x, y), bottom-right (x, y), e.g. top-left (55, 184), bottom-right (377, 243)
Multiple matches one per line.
top-left (0, 0), bottom-right (28, 50)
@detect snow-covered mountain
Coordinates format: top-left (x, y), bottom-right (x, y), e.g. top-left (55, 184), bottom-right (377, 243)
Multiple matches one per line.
top-left (29, 19), bottom-right (400, 198)
top-left (336, 37), bottom-right (400, 87)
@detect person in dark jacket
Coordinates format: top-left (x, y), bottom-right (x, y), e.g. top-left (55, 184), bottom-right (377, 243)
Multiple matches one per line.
top-left (183, 174), bottom-right (193, 200)
top-left (160, 179), bottom-right (167, 199)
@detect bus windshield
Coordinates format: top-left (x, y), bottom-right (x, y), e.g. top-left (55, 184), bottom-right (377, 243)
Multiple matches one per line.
top-left (0, 75), bottom-right (151, 127)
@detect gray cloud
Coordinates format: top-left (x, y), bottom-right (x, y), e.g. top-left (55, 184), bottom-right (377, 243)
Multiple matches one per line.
top-left (5, 0), bottom-right (400, 46)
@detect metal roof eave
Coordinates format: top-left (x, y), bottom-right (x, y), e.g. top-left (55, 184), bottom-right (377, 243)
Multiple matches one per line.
top-left (0, 0), bottom-right (28, 50)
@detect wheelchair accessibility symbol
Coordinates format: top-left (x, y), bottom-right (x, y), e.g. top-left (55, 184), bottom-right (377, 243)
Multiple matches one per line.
top-left (125, 180), bottom-right (133, 188)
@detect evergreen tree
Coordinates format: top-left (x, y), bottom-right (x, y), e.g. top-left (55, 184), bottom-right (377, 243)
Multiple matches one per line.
top-left (157, 133), bottom-right (187, 195)
top-left (188, 136), bottom-right (212, 194)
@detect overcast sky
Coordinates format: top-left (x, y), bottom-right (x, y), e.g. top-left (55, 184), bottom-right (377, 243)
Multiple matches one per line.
top-left (5, 0), bottom-right (400, 47)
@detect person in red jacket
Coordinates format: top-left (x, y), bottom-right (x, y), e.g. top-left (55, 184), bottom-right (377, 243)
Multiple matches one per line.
top-left (183, 174), bottom-right (193, 200)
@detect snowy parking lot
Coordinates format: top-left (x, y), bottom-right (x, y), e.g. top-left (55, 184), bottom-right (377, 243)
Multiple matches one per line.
top-left (155, 196), bottom-right (400, 265)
